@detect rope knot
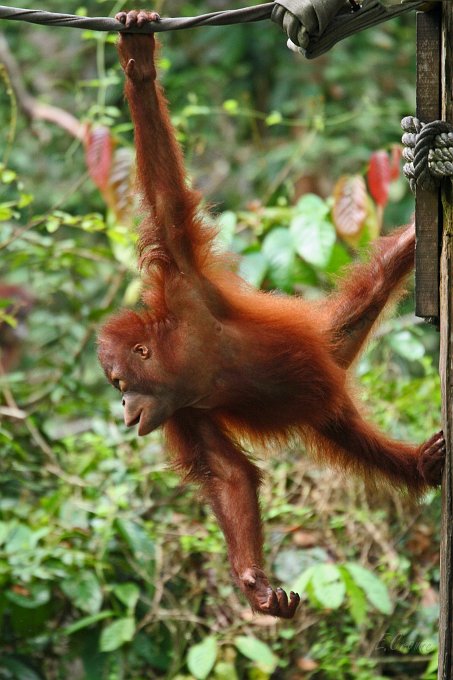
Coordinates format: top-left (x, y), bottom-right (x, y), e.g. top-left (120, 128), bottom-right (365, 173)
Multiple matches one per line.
top-left (271, 0), bottom-right (346, 52)
top-left (401, 116), bottom-right (453, 192)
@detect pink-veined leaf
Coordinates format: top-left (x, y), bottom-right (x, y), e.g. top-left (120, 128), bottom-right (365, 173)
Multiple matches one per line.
top-left (332, 175), bottom-right (368, 245)
top-left (85, 125), bottom-right (114, 193)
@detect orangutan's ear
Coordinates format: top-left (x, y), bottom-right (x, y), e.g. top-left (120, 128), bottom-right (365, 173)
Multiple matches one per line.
top-left (133, 343), bottom-right (150, 359)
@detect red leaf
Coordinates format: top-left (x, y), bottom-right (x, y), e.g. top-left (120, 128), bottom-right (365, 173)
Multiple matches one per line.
top-left (332, 175), bottom-right (368, 245)
top-left (84, 126), bottom-right (114, 193)
top-left (389, 144), bottom-right (402, 181)
top-left (367, 150), bottom-right (391, 207)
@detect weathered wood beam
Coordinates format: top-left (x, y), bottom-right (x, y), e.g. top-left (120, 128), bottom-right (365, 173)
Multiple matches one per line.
top-left (437, 2), bottom-right (453, 678)
top-left (415, 7), bottom-right (441, 320)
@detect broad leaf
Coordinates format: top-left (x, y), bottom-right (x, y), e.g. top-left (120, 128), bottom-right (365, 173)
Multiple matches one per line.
top-left (61, 571), bottom-right (103, 615)
top-left (239, 252), bottom-right (268, 287)
top-left (290, 214), bottom-right (336, 268)
top-left (100, 617), bottom-right (135, 652)
top-left (388, 330), bottom-right (425, 361)
top-left (116, 519), bottom-right (155, 566)
top-left (339, 565), bottom-right (368, 625)
top-left (368, 150), bottom-right (391, 207)
top-left (113, 583), bottom-right (140, 612)
top-left (332, 175), bottom-right (367, 246)
top-left (217, 211), bottom-right (237, 250)
top-left (187, 636), bottom-right (218, 679)
top-left (85, 125), bottom-right (114, 193)
top-left (345, 563), bottom-right (392, 614)
top-left (234, 636), bottom-right (278, 673)
top-left (311, 564), bottom-right (345, 609)
top-left (262, 227), bottom-right (296, 289)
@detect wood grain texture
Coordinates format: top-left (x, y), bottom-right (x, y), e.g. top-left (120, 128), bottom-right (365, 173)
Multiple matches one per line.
top-left (438, 3), bottom-right (453, 678)
top-left (415, 8), bottom-right (441, 320)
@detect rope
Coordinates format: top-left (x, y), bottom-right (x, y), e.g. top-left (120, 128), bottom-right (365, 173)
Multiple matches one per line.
top-left (272, 0), bottom-right (425, 58)
top-left (0, 1), bottom-right (426, 59)
top-left (0, 4), bottom-right (273, 33)
top-left (401, 116), bottom-right (453, 192)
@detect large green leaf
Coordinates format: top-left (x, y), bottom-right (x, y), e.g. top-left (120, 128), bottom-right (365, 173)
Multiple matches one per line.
top-left (100, 617), bottom-right (135, 652)
top-left (388, 330), bottom-right (425, 361)
top-left (234, 636), bottom-right (278, 673)
top-left (187, 636), bottom-right (218, 679)
top-left (113, 583), bottom-right (140, 612)
top-left (339, 565), bottom-right (368, 625)
top-left (116, 519), bottom-right (155, 566)
top-left (310, 564), bottom-right (345, 609)
top-left (345, 563), bottom-right (392, 614)
top-left (216, 210), bottom-right (237, 250)
top-left (290, 214), bottom-right (336, 268)
top-left (214, 661), bottom-right (239, 680)
top-left (262, 227), bottom-right (296, 290)
top-left (61, 571), bottom-right (103, 615)
top-left (239, 252), bottom-right (268, 287)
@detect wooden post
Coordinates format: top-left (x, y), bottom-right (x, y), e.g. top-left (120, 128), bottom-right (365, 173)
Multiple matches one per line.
top-left (438, 2), bottom-right (453, 678)
top-left (415, 7), bottom-right (441, 320)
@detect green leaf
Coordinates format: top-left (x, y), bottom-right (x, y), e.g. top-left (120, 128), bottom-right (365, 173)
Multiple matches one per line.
top-left (265, 111), bottom-right (283, 126)
top-left (239, 252), bottom-right (268, 287)
top-left (388, 330), bottom-right (425, 361)
top-left (1, 170), bottom-right (17, 184)
top-left (345, 563), bottom-right (392, 614)
top-left (214, 661), bottom-right (239, 680)
top-left (223, 99), bottom-right (239, 115)
top-left (1, 656), bottom-right (41, 680)
top-left (234, 636), bottom-right (278, 673)
top-left (217, 211), bottom-right (237, 250)
top-left (45, 216), bottom-right (61, 233)
top-left (339, 565), bottom-right (368, 625)
top-left (6, 583), bottom-right (50, 609)
top-left (425, 649), bottom-right (439, 674)
top-left (0, 521), bottom-right (9, 545)
top-left (290, 213), bottom-right (336, 268)
top-left (295, 193), bottom-right (330, 220)
top-left (291, 565), bottom-right (316, 595)
top-left (63, 609), bottom-right (115, 636)
top-left (5, 524), bottom-right (44, 553)
top-left (325, 242), bottom-right (352, 276)
top-left (116, 519), bottom-right (155, 565)
top-left (1, 169), bottom-right (17, 184)
top-left (18, 193), bottom-right (33, 208)
top-left (310, 564), bottom-right (345, 609)
top-left (61, 571), bottom-right (103, 615)
top-left (262, 227), bottom-right (296, 290)
top-left (187, 636), bottom-right (218, 679)
top-left (0, 204), bottom-right (15, 221)
top-left (113, 583), bottom-right (140, 612)
top-left (100, 617), bottom-right (135, 652)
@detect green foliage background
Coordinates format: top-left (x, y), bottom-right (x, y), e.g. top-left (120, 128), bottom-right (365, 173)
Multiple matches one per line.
top-left (0, 2), bottom-right (442, 679)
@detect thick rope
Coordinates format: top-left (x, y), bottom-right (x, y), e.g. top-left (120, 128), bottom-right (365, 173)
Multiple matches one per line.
top-left (0, 4), bottom-right (273, 32)
top-left (401, 116), bottom-right (453, 192)
top-left (271, 0), bottom-right (425, 58)
top-left (0, 1), bottom-right (425, 59)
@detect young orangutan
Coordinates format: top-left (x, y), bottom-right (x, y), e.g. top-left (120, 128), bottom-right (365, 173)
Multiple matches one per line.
top-left (97, 11), bottom-right (445, 618)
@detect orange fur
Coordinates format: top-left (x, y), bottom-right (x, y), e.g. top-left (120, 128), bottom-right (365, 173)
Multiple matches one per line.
top-left (97, 27), bottom-right (444, 618)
